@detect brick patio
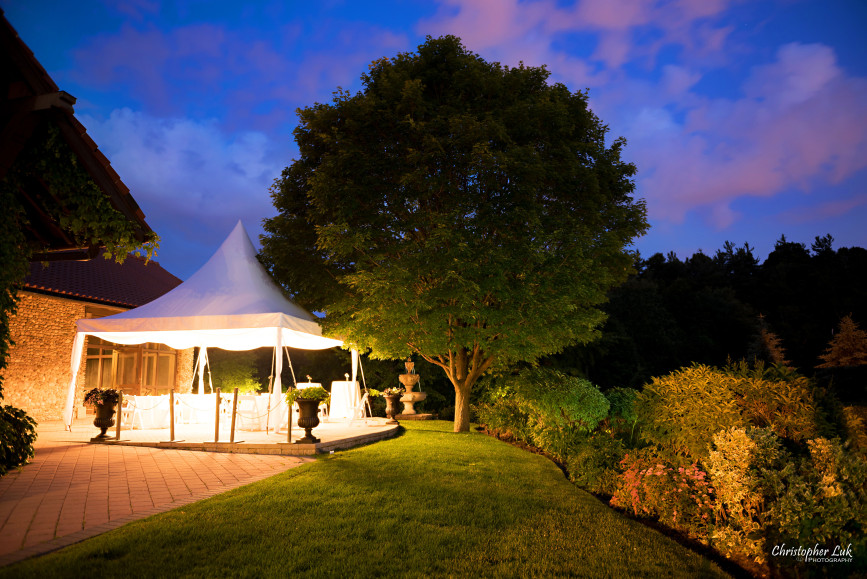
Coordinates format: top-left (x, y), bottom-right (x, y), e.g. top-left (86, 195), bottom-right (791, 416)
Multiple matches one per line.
top-left (0, 419), bottom-right (312, 567)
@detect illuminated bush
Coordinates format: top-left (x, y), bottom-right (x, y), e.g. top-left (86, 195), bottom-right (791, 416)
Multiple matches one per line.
top-left (637, 364), bottom-right (822, 459)
top-left (476, 368), bottom-right (609, 461)
top-left (609, 449), bottom-right (715, 542)
top-left (566, 433), bottom-right (626, 496)
top-left (0, 405), bottom-right (37, 476)
top-left (706, 427), bottom-right (867, 568)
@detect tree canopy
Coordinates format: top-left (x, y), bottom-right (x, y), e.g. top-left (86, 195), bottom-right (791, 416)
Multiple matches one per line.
top-left (261, 36), bottom-right (647, 431)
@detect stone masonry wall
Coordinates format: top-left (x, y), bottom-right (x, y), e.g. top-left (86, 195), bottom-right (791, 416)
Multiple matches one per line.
top-left (177, 348), bottom-right (195, 393)
top-left (4, 292), bottom-right (88, 422)
top-left (4, 291), bottom-right (195, 422)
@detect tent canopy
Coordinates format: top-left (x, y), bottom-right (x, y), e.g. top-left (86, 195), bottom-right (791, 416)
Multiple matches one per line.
top-left (63, 221), bottom-right (345, 428)
top-left (76, 220), bottom-right (342, 351)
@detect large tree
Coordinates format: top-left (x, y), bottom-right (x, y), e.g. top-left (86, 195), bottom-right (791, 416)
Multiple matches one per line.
top-left (261, 36), bottom-right (647, 431)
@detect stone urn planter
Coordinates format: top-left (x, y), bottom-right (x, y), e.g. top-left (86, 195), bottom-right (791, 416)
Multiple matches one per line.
top-left (383, 394), bottom-right (401, 423)
top-left (92, 404), bottom-right (116, 439)
top-left (295, 399), bottom-right (322, 444)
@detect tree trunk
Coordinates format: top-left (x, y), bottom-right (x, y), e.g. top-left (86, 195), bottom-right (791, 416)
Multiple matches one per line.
top-left (453, 382), bottom-right (473, 433)
top-left (418, 345), bottom-right (494, 433)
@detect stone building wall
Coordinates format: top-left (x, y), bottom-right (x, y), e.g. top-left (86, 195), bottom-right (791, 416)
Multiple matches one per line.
top-left (4, 292), bottom-right (88, 421)
top-left (177, 348), bottom-right (195, 393)
top-left (4, 291), bottom-right (194, 422)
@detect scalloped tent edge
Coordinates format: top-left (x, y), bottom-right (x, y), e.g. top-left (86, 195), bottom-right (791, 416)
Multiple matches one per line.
top-left (62, 221), bottom-right (353, 430)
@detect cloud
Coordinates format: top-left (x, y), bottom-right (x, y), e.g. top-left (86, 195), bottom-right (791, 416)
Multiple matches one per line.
top-left (71, 20), bottom-right (410, 132)
top-left (78, 108), bottom-right (283, 252)
top-left (419, 0), bottom-right (737, 82)
top-left (780, 192), bottom-right (867, 225)
top-left (420, 2), bottom-right (867, 235)
top-left (634, 42), bottom-right (867, 225)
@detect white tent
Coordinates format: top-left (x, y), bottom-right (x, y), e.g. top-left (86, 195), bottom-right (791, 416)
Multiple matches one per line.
top-left (62, 220), bottom-right (346, 429)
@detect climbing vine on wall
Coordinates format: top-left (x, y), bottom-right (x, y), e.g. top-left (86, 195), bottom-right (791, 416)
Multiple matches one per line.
top-left (0, 123), bottom-right (160, 399)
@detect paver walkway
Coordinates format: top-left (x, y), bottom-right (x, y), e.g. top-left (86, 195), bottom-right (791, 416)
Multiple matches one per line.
top-left (0, 419), bottom-right (311, 567)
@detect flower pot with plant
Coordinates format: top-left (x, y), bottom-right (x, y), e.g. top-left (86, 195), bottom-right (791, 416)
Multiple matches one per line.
top-left (377, 387), bottom-right (404, 423)
top-left (84, 387), bottom-right (120, 439)
top-left (286, 386), bottom-right (330, 443)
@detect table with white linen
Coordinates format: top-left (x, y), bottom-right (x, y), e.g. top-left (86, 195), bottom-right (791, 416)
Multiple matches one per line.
top-left (295, 382), bottom-right (321, 390)
top-left (174, 393), bottom-right (217, 424)
top-left (329, 381), bottom-right (361, 421)
top-left (233, 393), bottom-right (279, 431)
top-left (126, 395), bottom-right (171, 429)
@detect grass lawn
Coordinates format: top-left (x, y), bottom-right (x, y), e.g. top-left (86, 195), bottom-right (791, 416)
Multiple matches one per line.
top-left (1, 421), bottom-right (731, 578)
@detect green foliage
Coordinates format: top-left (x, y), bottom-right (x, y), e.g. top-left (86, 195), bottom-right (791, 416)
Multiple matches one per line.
top-left (2, 124), bottom-right (159, 262)
top-left (767, 437), bottom-right (867, 564)
top-left (261, 35), bottom-right (647, 430)
top-left (638, 364), bottom-right (822, 459)
top-left (566, 433), bottom-right (626, 496)
top-left (475, 368), bottom-right (609, 461)
top-left (1, 123), bottom-right (160, 401)
top-left (0, 405), bottom-right (37, 476)
top-left (706, 427), bottom-right (867, 570)
top-left (0, 183), bottom-right (29, 400)
top-left (513, 368), bottom-right (610, 432)
top-left (208, 352), bottom-right (262, 394)
top-left (705, 427), bottom-right (788, 563)
top-left (474, 396), bottom-right (532, 442)
top-left (637, 365), bottom-right (746, 458)
top-left (285, 386), bottom-right (331, 405)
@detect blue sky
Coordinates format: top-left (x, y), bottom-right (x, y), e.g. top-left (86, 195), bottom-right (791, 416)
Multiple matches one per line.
top-left (3, 0), bottom-right (866, 279)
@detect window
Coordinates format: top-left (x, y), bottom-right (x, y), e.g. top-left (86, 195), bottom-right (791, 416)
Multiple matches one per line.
top-left (84, 338), bottom-right (178, 395)
top-left (84, 337), bottom-right (114, 390)
top-left (143, 343), bottom-right (176, 394)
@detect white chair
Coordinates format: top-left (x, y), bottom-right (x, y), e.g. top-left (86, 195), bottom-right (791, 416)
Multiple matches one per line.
top-left (235, 396), bottom-right (261, 431)
top-left (348, 392), bottom-right (370, 426)
top-left (121, 395), bottom-right (140, 429)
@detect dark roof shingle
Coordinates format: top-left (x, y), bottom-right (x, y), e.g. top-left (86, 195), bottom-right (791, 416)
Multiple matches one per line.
top-left (23, 253), bottom-right (181, 308)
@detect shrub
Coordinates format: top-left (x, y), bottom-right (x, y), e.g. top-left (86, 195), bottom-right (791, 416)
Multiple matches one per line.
top-left (604, 387), bottom-right (639, 441)
top-left (705, 427), bottom-right (789, 563)
top-left (476, 368), bottom-right (610, 460)
top-left (637, 365), bottom-right (745, 458)
top-left (766, 437), bottom-right (867, 567)
top-left (706, 427), bottom-right (867, 569)
top-left (0, 404), bottom-right (37, 476)
top-left (610, 449), bottom-right (715, 542)
top-left (723, 360), bottom-right (823, 442)
top-left (474, 397), bottom-right (531, 442)
top-left (638, 364), bottom-right (822, 460)
top-left (566, 433), bottom-right (626, 496)
top-left (209, 352), bottom-right (262, 394)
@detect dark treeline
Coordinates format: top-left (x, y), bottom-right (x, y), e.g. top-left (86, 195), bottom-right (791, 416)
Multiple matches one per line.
top-left (549, 234), bottom-right (867, 390)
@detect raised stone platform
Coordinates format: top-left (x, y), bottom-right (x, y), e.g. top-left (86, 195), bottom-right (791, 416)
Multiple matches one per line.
top-left (395, 413), bottom-right (436, 420)
top-left (86, 418), bottom-right (399, 455)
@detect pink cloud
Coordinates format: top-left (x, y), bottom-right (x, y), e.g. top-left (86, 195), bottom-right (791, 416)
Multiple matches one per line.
top-left (634, 43), bottom-right (867, 226)
top-left (419, 0), bottom-right (739, 81)
top-left (71, 20), bottom-right (410, 131)
top-left (780, 193), bottom-right (867, 224)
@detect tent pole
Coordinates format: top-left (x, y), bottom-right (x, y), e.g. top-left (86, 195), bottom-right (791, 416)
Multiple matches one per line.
top-left (214, 388), bottom-right (221, 443)
top-left (284, 346), bottom-right (298, 387)
top-left (358, 354), bottom-right (372, 417)
top-left (63, 332), bottom-right (87, 430)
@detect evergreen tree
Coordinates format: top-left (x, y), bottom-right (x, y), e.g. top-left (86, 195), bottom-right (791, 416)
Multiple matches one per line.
top-left (748, 314), bottom-right (791, 368)
top-left (817, 315), bottom-right (867, 368)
